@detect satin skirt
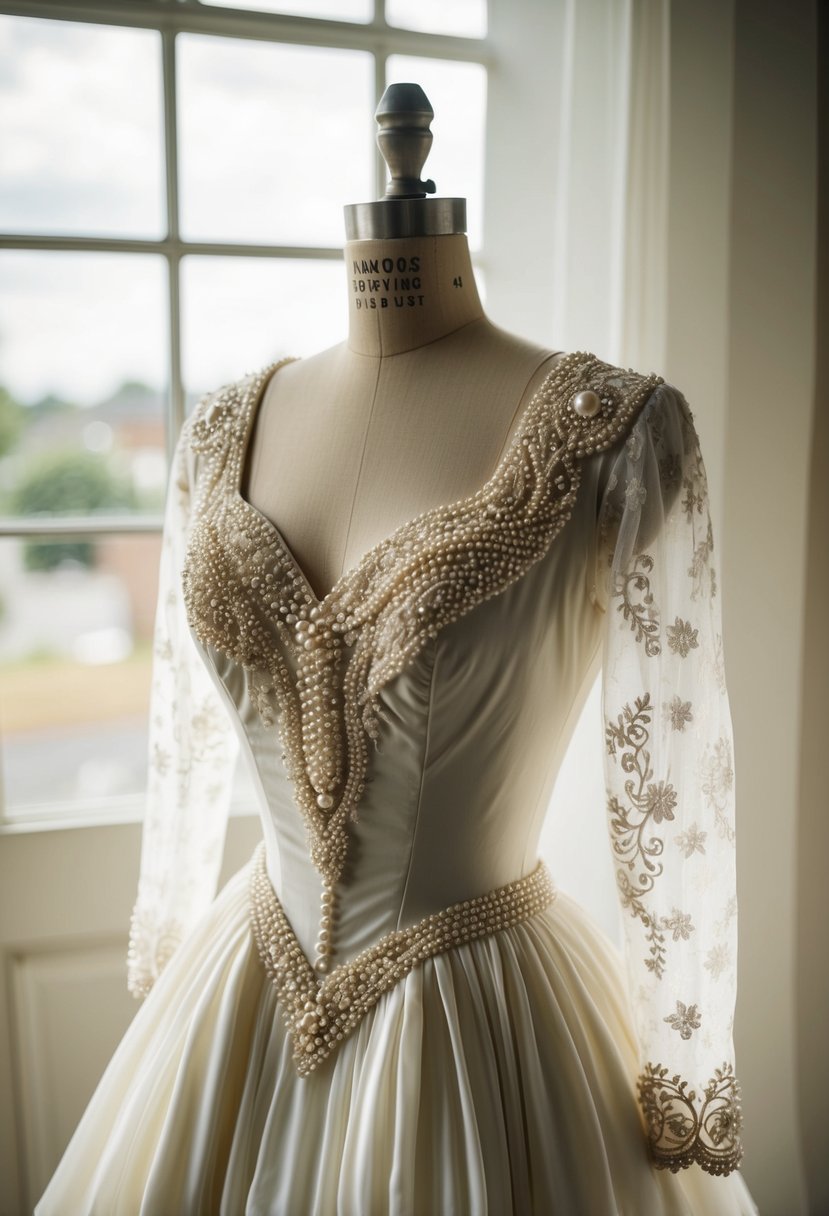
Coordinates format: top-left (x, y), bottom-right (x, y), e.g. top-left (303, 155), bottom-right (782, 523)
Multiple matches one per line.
top-left (35, 857), bottom-right (758, 1216)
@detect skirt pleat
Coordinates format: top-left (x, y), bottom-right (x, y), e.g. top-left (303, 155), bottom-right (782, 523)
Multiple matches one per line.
top-left (35, 859), bottom-right (758, 1216)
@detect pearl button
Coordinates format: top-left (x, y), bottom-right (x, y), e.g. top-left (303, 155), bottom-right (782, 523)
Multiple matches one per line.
top-left (572, 389), bottom-right (601, 418)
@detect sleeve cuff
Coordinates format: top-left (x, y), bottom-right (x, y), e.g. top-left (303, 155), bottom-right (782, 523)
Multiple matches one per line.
top-left (126, 904), bottom-right (184, 1000)
top-left (638, 1061), bottom-right (744, 1176)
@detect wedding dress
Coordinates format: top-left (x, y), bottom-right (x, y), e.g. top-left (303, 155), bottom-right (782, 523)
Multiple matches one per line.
top-left (36, 349), bottom-right (758, 1214)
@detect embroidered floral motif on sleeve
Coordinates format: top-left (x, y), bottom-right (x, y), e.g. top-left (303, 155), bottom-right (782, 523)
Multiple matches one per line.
top-left (660, 909), bottom-right (694, 942)
top-left (705, 944), bottom-right (732, 980)
top-left (675, 824), bottom-right (707, 857)
top-left (681, 438), bottom-right (718, 602)
top-left (598, 381), bottom-right (744, 1176)
top-left (702, 736), bottom-right (737, 844)
top-left (663, 695), bottom-right (693, 731)
top-left (604, 693), bottom-right (673, 980)
top-left (658, 452), bottom-right (683, 494)
top-left (625, 476), bottom-right (648, 509)
top-left (126, 415), bottom-right (240, 1000)
top-left (646, 782), bottom-right (678, 824)
top-left (666, 617), bottom-right (699, 657)
top-left (664, 1000), bottom-right (702, 1039)
top-left (613, 555), bottom-right (661, 655)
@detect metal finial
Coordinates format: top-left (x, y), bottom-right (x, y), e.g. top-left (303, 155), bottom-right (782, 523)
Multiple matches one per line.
top-left (375, 82), bottom-right (437, 199)
top-left (343, 82), bottom-right (466, 241)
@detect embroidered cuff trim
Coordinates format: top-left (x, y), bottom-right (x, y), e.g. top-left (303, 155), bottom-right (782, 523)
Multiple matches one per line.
top-left (126, 905), bottom-right (185, 1000)
top-left (638, 1061), bottom-right (744, 1176)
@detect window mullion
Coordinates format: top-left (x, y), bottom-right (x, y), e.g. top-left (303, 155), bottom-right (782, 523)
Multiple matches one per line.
top-left (373, 50), bottom-right (387, 197)
top-left (162, 28), bottom-right (181, 245)
top-left (0, 3), bottom-right (492, 64)
top-left (0, 517), bottom-right (164, 538)
top-left (162, 26), bottom-right (185, 453)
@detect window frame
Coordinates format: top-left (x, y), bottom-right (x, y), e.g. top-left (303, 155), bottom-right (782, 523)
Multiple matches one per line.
top-left (0, 0), bottom-right (493, 825)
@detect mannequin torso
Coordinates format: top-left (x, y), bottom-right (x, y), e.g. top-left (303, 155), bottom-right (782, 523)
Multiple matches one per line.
top-left (243, 234), bottom-right (565, 602)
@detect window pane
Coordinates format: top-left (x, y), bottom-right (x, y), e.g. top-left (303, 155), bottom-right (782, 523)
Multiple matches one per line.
top-left (182, 255), bottom-right (346, 396)
top-left (0, 17), bottom-right (164, 239)
top-left (0, 531), bottom-right (259, 818)
top-left (386, 56), bottom-right (486, 250)
top-left (0, 533), bottom-right (160, 811)
top-left (200, 0), bottom-right (372, 19)
top-left (0, 252), bottom-right (168, 521)
top-left (386, 0), bottom-right (487, 38)
top-left (178, 37), bottom-right (375, 246)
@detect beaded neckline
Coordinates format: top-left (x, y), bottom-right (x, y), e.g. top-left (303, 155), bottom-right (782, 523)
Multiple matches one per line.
top-left (231, 350), bottom-right (567, 611)
top-left (183, 349), bottom-right (663, 974)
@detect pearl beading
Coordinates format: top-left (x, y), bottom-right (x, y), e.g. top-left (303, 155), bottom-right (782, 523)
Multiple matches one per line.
top-left (249, 839), bottom-right (557, 1076)
top-left (182, 350), bottom-right (662, 972)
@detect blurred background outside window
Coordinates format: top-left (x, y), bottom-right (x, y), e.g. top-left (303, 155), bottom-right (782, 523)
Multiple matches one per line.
top-left (0, 1), bottom-right (488, 822)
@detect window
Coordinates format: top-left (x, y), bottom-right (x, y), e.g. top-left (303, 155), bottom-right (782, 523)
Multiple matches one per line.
top-left (0, 1), bottom-right (489, 823)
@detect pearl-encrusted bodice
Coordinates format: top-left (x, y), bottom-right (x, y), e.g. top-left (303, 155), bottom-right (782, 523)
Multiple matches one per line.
top-left (181, 352), bottom-right (662, 976)
top-left (124, 352), bottom-right (745, 1171)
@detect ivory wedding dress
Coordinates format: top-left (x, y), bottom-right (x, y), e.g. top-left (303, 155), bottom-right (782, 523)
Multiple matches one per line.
top-left (36, 350), bottom-right (758, 1215)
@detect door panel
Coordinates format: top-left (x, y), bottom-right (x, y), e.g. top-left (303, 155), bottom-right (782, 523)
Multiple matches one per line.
top-left (0, 813), bottom-right (262, 1216)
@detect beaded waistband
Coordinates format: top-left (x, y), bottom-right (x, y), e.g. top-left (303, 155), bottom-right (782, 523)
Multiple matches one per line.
top-left (248, 840), bottom-right (557, 1076)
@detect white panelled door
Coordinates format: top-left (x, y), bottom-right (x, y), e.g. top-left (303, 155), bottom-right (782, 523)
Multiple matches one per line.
top-left (0, 814), bottom-right (262, 1215)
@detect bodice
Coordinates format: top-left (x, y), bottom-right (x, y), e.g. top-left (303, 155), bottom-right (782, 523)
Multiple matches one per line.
top-left (195, 470), bottom-right (605, 967)
top-left (182, 352), bottom-right (661, 972)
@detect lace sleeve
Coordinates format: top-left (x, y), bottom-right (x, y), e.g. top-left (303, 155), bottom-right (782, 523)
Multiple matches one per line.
top-left (126, 422), bottom-right (240, 1000)
top-left (596, 381), bottom-right (743, 1175)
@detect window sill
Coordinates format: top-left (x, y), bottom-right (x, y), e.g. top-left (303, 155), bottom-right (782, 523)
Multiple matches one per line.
top-left (0, 793), bottom-right (259, 836)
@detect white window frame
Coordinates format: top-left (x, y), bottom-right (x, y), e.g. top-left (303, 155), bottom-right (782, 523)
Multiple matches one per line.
top-left (0, 0), bottom-right (495, 828)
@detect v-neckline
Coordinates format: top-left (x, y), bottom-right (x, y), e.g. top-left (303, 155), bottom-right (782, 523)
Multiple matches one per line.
top-left (184, 346), bottom-right (663, 940)
top-left (234, 349), bottom-right (571, 612)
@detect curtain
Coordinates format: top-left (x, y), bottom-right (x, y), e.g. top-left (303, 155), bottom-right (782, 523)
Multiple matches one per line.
top-left (541, 0), bottom-right (671, 939)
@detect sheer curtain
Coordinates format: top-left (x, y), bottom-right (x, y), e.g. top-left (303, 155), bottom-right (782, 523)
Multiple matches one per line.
top-left (539, 0), bottom-right (671, 939)
top-left (550, 0), bottom-right (670, 367)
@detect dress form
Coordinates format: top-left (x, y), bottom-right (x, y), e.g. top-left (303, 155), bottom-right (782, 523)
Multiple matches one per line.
top-left (244, 85), bottom-right (565, 603)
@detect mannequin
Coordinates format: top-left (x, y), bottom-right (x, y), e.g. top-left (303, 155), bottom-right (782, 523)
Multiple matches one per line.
top-left (35, 84), bottom-right (755, 1216)
top-left (244, 85), bottom-right (567, 604)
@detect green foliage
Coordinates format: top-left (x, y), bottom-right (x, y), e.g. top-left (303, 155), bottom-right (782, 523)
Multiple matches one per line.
top-left (0, 386), bottom-right (24, 458)
top-left (11, 448), bottom-right (136, 571)
top-left (26, 392), bottom-right (78, 417)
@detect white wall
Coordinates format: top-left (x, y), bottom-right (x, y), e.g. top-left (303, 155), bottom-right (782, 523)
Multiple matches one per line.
top-left (722, 3), bottom-right (822, 1211)
top-left (662, 2), bottom-right (824, 1209)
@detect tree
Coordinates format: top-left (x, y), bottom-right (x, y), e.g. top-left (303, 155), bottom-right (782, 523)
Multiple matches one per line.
top-left (11, 448), bottom-right (136, 571)
top-left (0, 386), bottom-right (23, 458)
